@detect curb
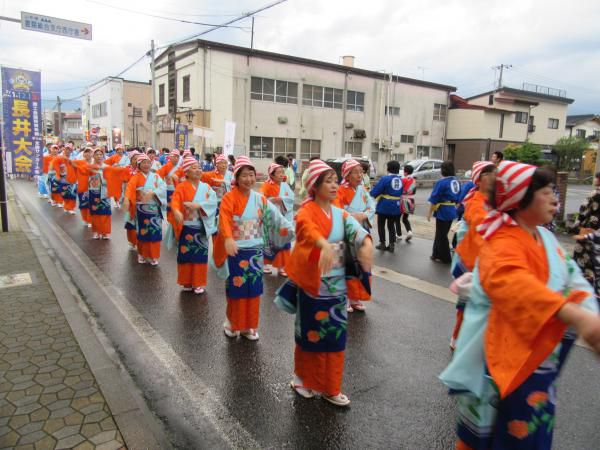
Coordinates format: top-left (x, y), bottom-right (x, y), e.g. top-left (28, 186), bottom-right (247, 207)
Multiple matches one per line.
top-left (8, 186), bottom-right (171, 450)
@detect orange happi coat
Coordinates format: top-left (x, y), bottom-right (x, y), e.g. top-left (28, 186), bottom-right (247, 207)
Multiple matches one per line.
top-left (456, 190), bottom-right (489, 271)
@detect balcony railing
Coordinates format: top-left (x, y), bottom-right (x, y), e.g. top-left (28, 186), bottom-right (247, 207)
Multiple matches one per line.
top-left (528, 124), bottom-right (536, 133)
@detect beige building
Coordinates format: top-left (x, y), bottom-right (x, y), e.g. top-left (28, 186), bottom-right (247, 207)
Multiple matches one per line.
top-left (152, 39), bottom-right (455, 173)
top-left (447, 86), bottom-right (574, 170)
top-left (81, 77), bottom-right (152, 148)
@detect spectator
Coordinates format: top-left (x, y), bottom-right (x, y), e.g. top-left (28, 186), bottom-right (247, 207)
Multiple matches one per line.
top-left (370, 160), bottom-right (403, 252)
top-left (491, 151), bottom-right (504, 166)
top-left (202, 153), bottom-right (215, 172)
top-left (227, 154), bottom-right (235, 172)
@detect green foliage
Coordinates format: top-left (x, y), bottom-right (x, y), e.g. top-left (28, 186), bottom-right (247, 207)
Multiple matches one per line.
top-left (553, 136), bottom-right (588, 171)
top-left (503, 141), bottom-right (542, 165)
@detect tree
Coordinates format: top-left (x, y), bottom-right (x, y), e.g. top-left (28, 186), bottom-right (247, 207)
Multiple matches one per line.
top-left (553, 136), bottom-right (588, 171)
top-left (503, 141), bottom-right (542, 165)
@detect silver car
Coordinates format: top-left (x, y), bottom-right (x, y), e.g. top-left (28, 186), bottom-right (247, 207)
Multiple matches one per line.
top-left (405, 159), bottom-right (443, 185)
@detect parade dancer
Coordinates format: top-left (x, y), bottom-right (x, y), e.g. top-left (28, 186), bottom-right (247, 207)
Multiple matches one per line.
top-left (449, 161), bottom-right (496, 350)
top-left (71, 147), bottom-right (93, 227)
top-left (123, 154), bottom-right (167, 266)
top-left (201, 154), bottom-right (232, 204)
top-left (334, 159), bottom-right (375, 312)
top-left (46, 145), bottom-right (63, 207)
top-left (370, 160), bottom-right (403, 252)
top-left (427, 161), bottom-right (460, 263)
top-left (274, 159), bottom-right (372, 407)
top-left (104, 144), bottom-right (130, 207)
top-left (51, 144), bottom-right (78, 215)
top-left (260, 162), bottom-right (295, 276)
top-left (212, 156), bottom-right (294, 340)
top-left (397, 164), bottom-right (416, 242)
top-left (157, 149), bottom-right (184, 231)
top-left (86, 149), bottom-right (113, 239)
top-left (440, 161), bottom-right (600, 449)
top-left (171, 157), bottom-right (218, 294)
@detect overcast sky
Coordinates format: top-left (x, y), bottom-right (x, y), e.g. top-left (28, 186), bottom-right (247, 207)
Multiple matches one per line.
top-left (1, 0), bottom-right (598, 114)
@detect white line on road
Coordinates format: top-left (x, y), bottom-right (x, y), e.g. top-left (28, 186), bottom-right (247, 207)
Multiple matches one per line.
top-left (16, 192), bottom-right (260, 450)
top-left (372, 265), bottom-right (456, 304)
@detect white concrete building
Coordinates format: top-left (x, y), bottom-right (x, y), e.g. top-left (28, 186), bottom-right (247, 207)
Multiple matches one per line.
top-left (152, 39), bottom-right (455, 173)
top-left (565, 114), bottom-right (600, 140)
top-left (81, 77), bottom-right (152, 148)
top-left (447, 85), bottom-right (574, 170)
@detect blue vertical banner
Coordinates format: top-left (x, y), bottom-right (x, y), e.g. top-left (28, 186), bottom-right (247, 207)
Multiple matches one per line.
top-left (1, 67), bottom-right (43, 175)
top-left (175, 124), bottom-right (188, 150)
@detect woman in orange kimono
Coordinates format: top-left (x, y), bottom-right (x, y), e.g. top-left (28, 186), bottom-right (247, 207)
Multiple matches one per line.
top-left (449, 161), bottom-right (496, 349)
top-left (260, 162), bottom-right (295, 276)
top-left (157, 149), bottom-right (184, 230)
top-left (212, 156), bottom-right (294, 341)
top-left (201, 154), bottom-right (232, 202)
top-left (275, 159), bottom-right (373, 407)
top-left (51, 145), bottom-right (78, 214)
top-left (123, 154), bottom-right (167, 265)
top-left (441, 161), bottom-right (600, 450)
top-left (171, 157), bottom-right (218, 294)
top-left (334, 159), bottom-right (376, 312)
top-left (45, 145), bottom-right (62, 206)
top-left (71, 147), bottom-right (94, 227)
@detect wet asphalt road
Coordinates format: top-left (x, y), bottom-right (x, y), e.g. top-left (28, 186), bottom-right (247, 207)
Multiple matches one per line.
top-left (12, 180), bottom-right (600, 449)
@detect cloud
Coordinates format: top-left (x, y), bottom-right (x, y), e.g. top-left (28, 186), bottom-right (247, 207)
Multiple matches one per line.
top-left (0, 0), bottom-right (598, 113)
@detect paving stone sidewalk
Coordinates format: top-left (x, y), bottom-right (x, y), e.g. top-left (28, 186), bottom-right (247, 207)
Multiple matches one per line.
top-left (0, 228), bottom-right (126, 449)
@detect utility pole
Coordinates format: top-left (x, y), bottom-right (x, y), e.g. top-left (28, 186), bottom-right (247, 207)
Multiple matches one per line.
top-left (493, 64), bottom-right (512, 89)
top-left (250, 17), bottom-right (255, 50)
top-left (56, 96), bottom-right (63, 140)
top-left (150, 39), bottom-right (157, 149)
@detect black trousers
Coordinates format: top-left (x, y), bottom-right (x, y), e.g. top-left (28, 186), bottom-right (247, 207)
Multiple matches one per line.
top-left (432, 219), bottom-right (453, 263)
top-left (396, 214), bottom-right (412, 236)
top-left (377, 214), bottom-right (397, 246)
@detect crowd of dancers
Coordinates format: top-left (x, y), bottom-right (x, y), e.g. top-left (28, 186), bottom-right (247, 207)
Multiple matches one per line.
top-left (34, 142), bottom-right (600, 447)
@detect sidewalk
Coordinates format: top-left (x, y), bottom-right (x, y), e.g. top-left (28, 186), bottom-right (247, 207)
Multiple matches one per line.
top-left (0, 197), bottom-right (126, 450)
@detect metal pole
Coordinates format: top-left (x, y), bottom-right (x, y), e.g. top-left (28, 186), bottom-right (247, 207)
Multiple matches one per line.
top-left (150, 39), bottom-right (157, 149)
top-left (56, 96), bottom-right (62, 140)
top-left (0, 149), bottom-right (8, 232)
top-left (341, 72), bottom-right (348, 156)
top-left (250, 17), bottom-right (255, 50)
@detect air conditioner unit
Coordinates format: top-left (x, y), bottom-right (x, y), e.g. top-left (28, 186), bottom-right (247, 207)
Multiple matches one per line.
top-left (353, 129), bottom-right (366, 139)
top-left (345, 122), bottom-right (354, 129)
top-left (408, 147), bottom-right (414, 154)
top-left (277, 116), bottom-right (288, 124)
top-left (382, 139), bottom-right (391, 148)
top-left (422, 130), bottom-right (430, 136)
top-left (394, 141), bottom-right (400, 148)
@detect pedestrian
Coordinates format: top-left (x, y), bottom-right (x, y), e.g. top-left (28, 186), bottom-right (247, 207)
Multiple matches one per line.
top-left (397, 164), bottom-right (416, 242)
top-left (491, 150), bottom-right (504, 166)
top-left (157, 149), bottom-right (184, 233)
top-left (51, 144), bottom-right (78, 215)
top-left (440, 161), bottom-right (600, 450)
top-left (212, 156), bottom-right (294, 340)
top-left (260, 161), bottom-right (295, 276)
top-left (360, 161), bottom-right (371, 190)
top-left (427, 161), bottom-right (460, 263)
top-left (334, 159), bottom-right (375, 312)
top-left (70, 147), bottom-right (93, 228)
top-left (171, 157), bottom-right (218, 295)
top-left (287, 153), bottom-right (298, 175)
top-left (449, 161), bottom-right (496, 350)
top-left (284, 155), bottom-right (295, 191)
top-left (123, 154), bottom-right (167, 265)
top-left (227, 154), bottom-right (235, 172)
top-left (159, 148), bottom-right (170, 165)
top-left (202, 153), bottom-right (215, 172)
top-left (370, 160), bottom-right (403, 252)
top-left (147, 148), bottom-right (162, 172)
top-left (201, 154), bottom-right (233, 203)
top-left (275, 159), bottom-right (372, 407)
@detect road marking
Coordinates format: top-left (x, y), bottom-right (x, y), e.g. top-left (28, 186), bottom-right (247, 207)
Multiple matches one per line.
top-left (15, 188), bottom-right (260, 450)
top-left (373, 265), bottom-right (456, 304)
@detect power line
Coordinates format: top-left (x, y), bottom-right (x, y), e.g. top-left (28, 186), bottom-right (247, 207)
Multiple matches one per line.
top-left (84, 0), bottom-right (250, 28)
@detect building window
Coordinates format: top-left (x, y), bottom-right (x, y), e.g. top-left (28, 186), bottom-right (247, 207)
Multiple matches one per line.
top-left (182, 75), bottom-right (190, 102)
top-left (417, 145), bottom-right (430, 159)
top-left (303, 84), bottom-right (342, 109)
top-left (433, 103), bottom-right (447, 121)
top-left (300, 139), bottom-right (321, 159)
top-left (251, 77), bottom-right (298, 104)
top-left (430, 146), bottom-right (443, 159)
top-left (385, 106), bottom-right (400, 116)
top-left (159, 84), bottom-right (165, 108)
top-left (274, 138), bottom-right (296, 158)
top-left (547, 118), bottom-right (559, 129)
top-left (593, 130), bottom-right (600, 139)
top-left (249, 136), bottom-right (274, 159)
top-left (391, 153), bottom-right (405, 162)
top-left (400, 134), bottom-right (414, 144)
top-left (92, 101), bottom-right (107, 118)
top-left (370, 149), bottom-right (379, 162)
top-left (347, 90), bottom-right (365, 112)
top-left (515, 112), bottom-right (529, 124)
top-left (575, 129), bottom-right (586, 138)
top-left (345, 141), bottom-right (363, 157)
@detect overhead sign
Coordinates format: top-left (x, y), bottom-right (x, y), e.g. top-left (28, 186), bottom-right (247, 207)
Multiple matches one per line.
top-left (21, 12), bottom-right (92, 41)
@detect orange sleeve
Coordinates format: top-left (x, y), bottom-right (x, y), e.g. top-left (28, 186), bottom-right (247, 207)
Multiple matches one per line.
top-left (156, 162), bottom-right (172, 179)
top-left (170, 183), bottom-right (187, 239)
top-left (295, 206), bottom-right (326, 246)
top-left (480, 229), bottom-right (571, 398)
top-left (218, 192), bottom-right (235, 239)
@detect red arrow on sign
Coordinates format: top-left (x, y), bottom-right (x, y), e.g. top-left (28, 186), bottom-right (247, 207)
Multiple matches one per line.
top-left (81, 27), bottom-right (90, 35)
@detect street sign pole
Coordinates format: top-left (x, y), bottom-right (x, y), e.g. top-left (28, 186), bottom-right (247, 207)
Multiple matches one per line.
top-left (0, 149), bottom-right (9, 232)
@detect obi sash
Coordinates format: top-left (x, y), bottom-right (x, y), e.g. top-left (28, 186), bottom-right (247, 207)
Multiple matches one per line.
top-left (89, 172), bottom-right (111, 215)
top-left (78, 191), bottom-right (89, 210)
top-left (177, 224), bottom-right (209, 264)
top-left (346, 185), bottom-right (375, 231)
top-left (440, 226), bottom-right (598, 398)
top-left (135, 173), bottom-right (166, 242)
top-left (211, 171), bottom-right (232, 201)
top-left (60, 181), bottom-right (77, 200)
